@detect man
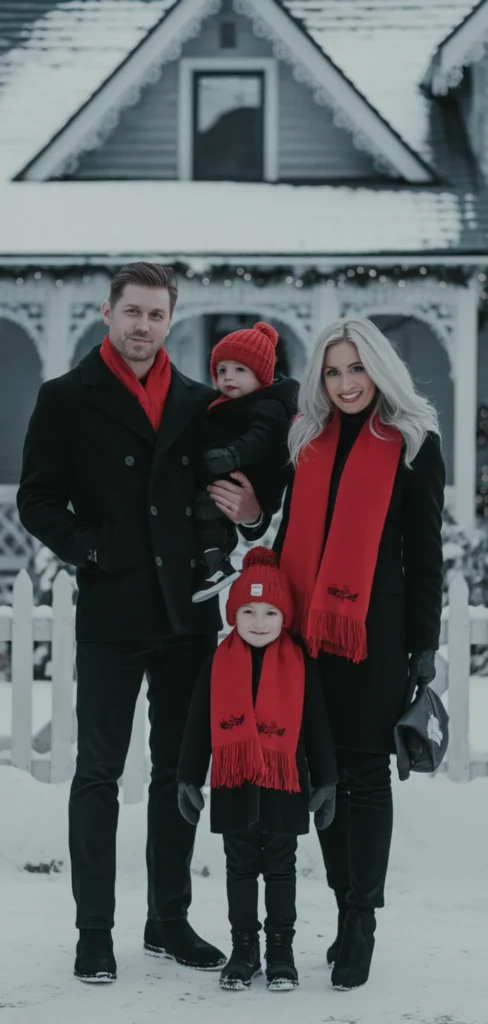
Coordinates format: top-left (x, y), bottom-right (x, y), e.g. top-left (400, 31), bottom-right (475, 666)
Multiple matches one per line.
top-left (17, 263), bottom-right (265, 983)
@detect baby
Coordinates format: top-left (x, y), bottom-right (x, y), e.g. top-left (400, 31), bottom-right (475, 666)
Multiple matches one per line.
top-left (192, 321), bottom-right (297, 603)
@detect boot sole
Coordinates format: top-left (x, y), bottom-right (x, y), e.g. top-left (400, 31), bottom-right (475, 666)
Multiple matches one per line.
top-left (144, 942), bottom-right (226, 971)
top-left (74, 971), bottom-right (116, 983)
top-left (267, 977), bottom-right (298, 992)
top-left (219, 969), bottom-right (262, 990)
top-left (332, 981), bottom-right (367, 991)
top-left (192, 572), bottom-right (241, 603)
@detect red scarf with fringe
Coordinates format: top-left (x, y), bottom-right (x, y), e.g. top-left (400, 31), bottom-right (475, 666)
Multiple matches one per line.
top-left (210, 629), bottom-right (304, 794)
top-left (100, 334), bottom-right (171, 431)
top-left (280, 414), bottom-right (402, 663)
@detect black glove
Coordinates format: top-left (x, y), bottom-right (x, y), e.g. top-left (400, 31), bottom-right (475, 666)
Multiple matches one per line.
top-left (203, 445), bottom-right (241, 476)
top-left (309, 784), bottom-right (336, 830)
top-left (177, 782), bottom-right (205, 826)
top-left (407, 650), bottom-right (436, 704)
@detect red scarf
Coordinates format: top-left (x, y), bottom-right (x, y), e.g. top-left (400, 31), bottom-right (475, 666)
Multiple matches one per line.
top-left (210, 629), bottom-right (304, 794)
top-left (281, 414), bottom-right (402, 663)
top-left (100, 334), bottom-right (171, 431)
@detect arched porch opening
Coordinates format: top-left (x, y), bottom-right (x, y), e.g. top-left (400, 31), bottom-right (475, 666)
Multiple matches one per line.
top-left (0, 318), bottom-right (42, 484)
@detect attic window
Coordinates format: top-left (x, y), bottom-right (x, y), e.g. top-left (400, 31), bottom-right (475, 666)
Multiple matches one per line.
top-left (220, 22), bottom-right (236, 49)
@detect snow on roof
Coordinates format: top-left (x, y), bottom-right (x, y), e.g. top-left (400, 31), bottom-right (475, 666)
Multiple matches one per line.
top-left (0, 0), bottom-right (477, 185)
top-left (283, 1), bottom-right (478, 165)
top-left (0, 180), bottom-right (463, 257)
top-left (0, 0), bottom-right (177, 181)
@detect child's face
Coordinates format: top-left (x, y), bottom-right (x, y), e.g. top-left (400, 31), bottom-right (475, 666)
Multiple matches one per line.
top-left (215, 360), bottom-right (260, 398)
top-left (235, 602), bottom-right (284, 647)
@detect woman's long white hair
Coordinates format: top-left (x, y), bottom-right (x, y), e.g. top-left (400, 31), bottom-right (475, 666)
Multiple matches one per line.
top-left (288, 317), bottom-right (440, 467)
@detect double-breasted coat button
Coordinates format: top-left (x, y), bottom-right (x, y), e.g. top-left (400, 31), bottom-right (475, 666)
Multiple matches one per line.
top-left (185, 506), bottom-right (192, 517)
top-left (181, 456), bottom-right (189, 466)
top-left (190, 558), bottom-right (196, 569)
top-left (150, 506), bottom-right (158, 516)
top-left (125, 456), bottom-right (135, 466)
top-left (155, 556), bottom-right (163, 567)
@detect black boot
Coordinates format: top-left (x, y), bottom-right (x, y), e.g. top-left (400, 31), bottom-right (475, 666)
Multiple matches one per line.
top-left (219, 931), bottom-right (261, 990)
top-left (331, 909), bottom-right (376, 991)
top-left (265, 931), bottom-right (298, 991)
top-left (192, 548), bottom-right (240, 603)
top-left (74, 929), bottom-right (116, 983)
top-left (144, 919), bottom-right (226, 970)
top-left (327, 890), bottom-right (349, 967)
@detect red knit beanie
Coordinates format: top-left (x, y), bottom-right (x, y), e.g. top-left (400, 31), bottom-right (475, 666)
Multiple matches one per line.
top-left (210, 321), bottom-right (279, 387)
top-left (226, 547), bottom-right (294, 628)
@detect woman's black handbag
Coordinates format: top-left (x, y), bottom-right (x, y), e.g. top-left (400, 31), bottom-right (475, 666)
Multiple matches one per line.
top-left (394, 682), bottom-right (449, 781)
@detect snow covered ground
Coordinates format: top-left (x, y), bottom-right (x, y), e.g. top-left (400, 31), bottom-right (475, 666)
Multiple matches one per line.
top-left (0, 760), bottom-right (487, 1024)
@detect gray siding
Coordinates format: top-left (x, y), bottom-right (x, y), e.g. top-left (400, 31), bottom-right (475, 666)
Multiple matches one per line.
top-left (70, 0), bottom-right (378, 182)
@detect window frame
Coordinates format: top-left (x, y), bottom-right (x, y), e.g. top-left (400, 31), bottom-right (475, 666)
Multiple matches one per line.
top-left (178, 57), bottom-right (278, 182)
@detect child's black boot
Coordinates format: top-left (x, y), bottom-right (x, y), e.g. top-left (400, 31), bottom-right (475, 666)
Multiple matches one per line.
top-left (265, 930), bottom-right (298, 991)
top-left (219, 930), bottom-right (261, 990)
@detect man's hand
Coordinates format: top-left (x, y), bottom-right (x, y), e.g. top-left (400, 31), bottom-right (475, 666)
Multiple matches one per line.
top-left (207, 471), bottom-right (261, 525)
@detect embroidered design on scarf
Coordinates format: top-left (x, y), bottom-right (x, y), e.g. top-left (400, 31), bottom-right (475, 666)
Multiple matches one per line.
top-left (328, 585), bottom-right (359, 603)
top-left (257, 721), bottom-right (286, 737)
top-left (220, 714), bottom-right (245, 731)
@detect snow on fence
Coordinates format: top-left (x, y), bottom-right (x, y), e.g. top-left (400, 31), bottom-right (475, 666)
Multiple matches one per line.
top-left (0, 569), bottom-right (486, 800)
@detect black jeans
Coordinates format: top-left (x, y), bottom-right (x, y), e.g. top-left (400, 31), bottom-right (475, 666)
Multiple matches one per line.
top-left (69, 636), bottom-right (216, 930)
top-left (223, 831), bottom-right (298, 935)
top-left (195, 490), bottom-right (238, 554)
top-left (316, 749), bottom-right (393, 910)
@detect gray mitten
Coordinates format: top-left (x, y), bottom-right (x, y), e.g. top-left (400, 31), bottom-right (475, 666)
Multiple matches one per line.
top-left (203, 445), bottom-right (241, 475)
top-left (310, 784), bottom-right (336, 830)
top-left (177, 782), bottom-right (205, 826)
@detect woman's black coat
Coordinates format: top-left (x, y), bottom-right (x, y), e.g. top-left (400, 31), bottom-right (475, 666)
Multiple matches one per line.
top-left (178, 643), bottom-right (338, 835)
top-left (274, 411), bottom-right (445, 754)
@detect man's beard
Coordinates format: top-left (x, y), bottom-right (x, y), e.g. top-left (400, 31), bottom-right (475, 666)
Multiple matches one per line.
top-left (116, 333), bottom-right (161, 362)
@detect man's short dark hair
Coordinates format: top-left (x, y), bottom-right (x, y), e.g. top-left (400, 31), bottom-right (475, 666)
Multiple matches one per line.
top-left (109, 262), bottom-right (178, 314)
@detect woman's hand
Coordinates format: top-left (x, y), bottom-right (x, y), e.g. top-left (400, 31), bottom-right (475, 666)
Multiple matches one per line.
top-left (207, 471), bottom-right (261, 524)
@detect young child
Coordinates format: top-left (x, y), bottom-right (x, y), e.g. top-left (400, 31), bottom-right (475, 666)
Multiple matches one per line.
top-left (178, 547), bottom-right (337, 992)
top-left (191, 322), bottom-right (298, 603)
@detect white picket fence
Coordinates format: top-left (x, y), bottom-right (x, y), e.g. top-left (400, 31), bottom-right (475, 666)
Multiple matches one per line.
top-left (0, 569), bottom-right (486, 800)
top-left (0, 569), bottom-right (148, 803)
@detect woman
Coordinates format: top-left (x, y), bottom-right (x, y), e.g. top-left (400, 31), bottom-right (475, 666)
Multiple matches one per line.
top-left (274, 318), bottom-right (445, 992)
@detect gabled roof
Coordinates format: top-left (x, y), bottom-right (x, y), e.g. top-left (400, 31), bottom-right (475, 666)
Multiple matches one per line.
top-left (422, 0), bottom-right (488, 95)
top-left (284, 1), bottom-right (477, 170)
top-left (9, 0), bottom-right (435, 184)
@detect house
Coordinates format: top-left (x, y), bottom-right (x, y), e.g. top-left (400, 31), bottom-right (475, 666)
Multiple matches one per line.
top-left (0, 0), bottom-right (488, 597)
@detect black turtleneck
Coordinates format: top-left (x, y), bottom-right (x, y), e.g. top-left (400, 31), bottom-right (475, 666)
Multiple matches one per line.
top-left (323, 397), bottom-right (377, 543)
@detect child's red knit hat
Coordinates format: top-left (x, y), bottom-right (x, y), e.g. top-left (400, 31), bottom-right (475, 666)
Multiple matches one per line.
top-left (210, 321), bottom-right (279, 386)
top-left (226, 547), bottom-right (293, 628)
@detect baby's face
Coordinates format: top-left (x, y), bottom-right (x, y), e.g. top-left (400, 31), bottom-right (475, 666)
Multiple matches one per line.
top-left (215, 360), bottom-right (260, 398)
top-left (235, 602), bottom-right (283, 647)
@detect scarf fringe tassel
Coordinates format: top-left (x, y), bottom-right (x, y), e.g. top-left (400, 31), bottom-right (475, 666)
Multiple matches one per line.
top-left (304, 610), bottom-right (367, 663)
top-left (211, 738), bottom-right (301, 794)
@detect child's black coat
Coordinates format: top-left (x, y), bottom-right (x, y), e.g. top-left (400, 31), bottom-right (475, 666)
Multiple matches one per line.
top-left (178, 642), bottom-right (337, 835)
top-left (197, 377), bottom-right (298, 512)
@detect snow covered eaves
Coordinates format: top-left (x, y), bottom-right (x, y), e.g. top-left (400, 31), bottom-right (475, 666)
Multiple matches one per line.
top-left (422, 0), bottom-right (488, 95)
top-left (16, 0), bottom-right (435, 185)
top-left (0, 181), bottom-right (464, 258)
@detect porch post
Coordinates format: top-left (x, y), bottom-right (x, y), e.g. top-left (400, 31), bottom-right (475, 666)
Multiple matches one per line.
top-left (454, 278), bottom-right (479, 532)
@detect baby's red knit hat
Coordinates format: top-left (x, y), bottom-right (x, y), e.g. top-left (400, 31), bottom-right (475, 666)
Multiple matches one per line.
top-left (210, 321), bottom-right (279, 386)
top-left (226, 547), bottom-right (293, 628)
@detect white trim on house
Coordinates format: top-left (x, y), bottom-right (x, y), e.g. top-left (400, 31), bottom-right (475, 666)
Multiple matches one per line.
top-left (18, 0), bottom-right (433, 184)
top-left (423, 0), bottom-right (488, 96)
top-left (178, 57), bottom-right (278, 181)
